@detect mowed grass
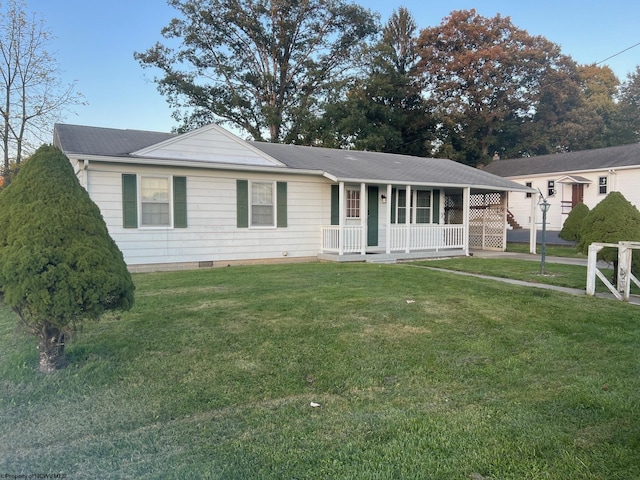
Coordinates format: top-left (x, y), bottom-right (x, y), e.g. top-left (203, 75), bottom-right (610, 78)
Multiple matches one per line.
top-left (1, 262), bottom-right (639, 479)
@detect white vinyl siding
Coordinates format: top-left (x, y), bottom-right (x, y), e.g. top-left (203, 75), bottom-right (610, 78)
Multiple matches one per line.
top-left (85, 165), bottom-right (328, 267)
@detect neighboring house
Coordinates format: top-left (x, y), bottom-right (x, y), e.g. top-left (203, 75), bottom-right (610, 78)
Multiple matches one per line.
top-left (53, 123), bottom-right (533, 272)
top-left (483, 143), bottom-right (640, 232)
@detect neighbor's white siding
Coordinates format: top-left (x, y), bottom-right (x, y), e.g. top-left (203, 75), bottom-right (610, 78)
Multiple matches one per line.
top-left (505, 166), bottom-right (640, 230)
top-left (86, 163), bottom-right (330, 266)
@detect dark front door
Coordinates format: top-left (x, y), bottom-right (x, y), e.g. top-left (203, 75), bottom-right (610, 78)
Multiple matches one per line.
top-left (367, 186), bottom-right (378, 247)
top-left (572, 184), bottom-right (584, 207)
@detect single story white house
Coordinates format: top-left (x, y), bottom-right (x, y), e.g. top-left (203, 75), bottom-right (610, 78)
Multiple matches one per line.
top-left (53, 123), bottom-right (534, 271)
top-left (483, 143), bottom-right (640, 233)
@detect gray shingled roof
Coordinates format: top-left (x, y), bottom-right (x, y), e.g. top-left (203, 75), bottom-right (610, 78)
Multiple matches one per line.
top-left (53, 123), bottom-right (531, 192)
top-left (483, 143), bottom-right (640, 177)
top-left (249, 142), bottom-right (528, 191)
top-left (54, 123), bottom-right (175, 157)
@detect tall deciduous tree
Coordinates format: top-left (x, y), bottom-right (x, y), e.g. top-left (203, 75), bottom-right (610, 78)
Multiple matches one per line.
top-left (0, 146), bottom-right (135, 372)
top-left (612, 66), bottom-right (640, 145)
top-left (134, 0), bottom-right (378, 142)
top-left (416, 9), bottom-right (574, 166)
top-left (301, 7), bottom-right (434, 154)
top-left (0, 0), bottom-right (83, 171)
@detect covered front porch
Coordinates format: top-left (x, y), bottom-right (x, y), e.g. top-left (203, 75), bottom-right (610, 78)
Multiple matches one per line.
top-left (319, 182), bottom-right (509, 261)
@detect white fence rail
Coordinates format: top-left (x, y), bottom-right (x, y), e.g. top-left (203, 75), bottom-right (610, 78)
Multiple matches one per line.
top-left (321, 224), bottom-right (464, 253)
top-left (587, 241), bottom-right (640, 302)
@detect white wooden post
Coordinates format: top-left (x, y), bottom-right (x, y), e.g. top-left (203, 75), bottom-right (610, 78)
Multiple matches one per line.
top-left (618, 242), bottom-right (632, 301)
top-left (530, 193), bottom-right (537, 254)
top-left (338, 182), bottom-right (345, 256)
top-left (502, 192), bottom-right (508, 251)
top-left (405, 185), bottom-right (411, 253)
top-left (463, 187), bottom-right (470, 256)
top-left (360, 182), bottom-right (367, 256)
top-left (586, 244), bottom-right (601, 296)
top-left (385, 184), bottom-right (392, 254)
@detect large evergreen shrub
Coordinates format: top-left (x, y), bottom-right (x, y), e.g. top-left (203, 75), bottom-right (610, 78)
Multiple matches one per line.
top-left (577, 191), bottom-right (640, 281)
top-left (0, 145), bottom-right (134, 372)
top-left (559, 202), bottom-right (589, 243)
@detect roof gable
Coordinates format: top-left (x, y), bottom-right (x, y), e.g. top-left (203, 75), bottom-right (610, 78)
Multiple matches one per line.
top-left (132, 124), bottom-right (284, 167)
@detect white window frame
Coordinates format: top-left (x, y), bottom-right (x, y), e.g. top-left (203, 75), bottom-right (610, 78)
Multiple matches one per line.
top-left (413, 189), bottom-right (432, 224)
top-left (139, 175), bottom-right (173, 228)
top-left (548, 180), bottom-right (555, 197)
top-left (346, 187), bottom-right (361, 219)
top-left (250, 180), bottom-right (276, 228)
top-left (393, 188), bottom-right (433, 224)
top-left (525, 181), bottom-right (533, 198)
top-left (598, 176), bottom-right (607, 195)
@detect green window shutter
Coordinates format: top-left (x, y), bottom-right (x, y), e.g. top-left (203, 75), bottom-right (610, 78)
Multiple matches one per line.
top-left (122, 174), bottom-right (138, 228)
top-left (330, 185), bottom-right (339, 225)
top-left (391, 188), bottom-right (397, 224)
top-left (236, 180), bottom-right (249, 228)
top-left (277, 181), bottom-right (287, 228)
top-left (173, 176), bottom-right (187, 228)
top-left (432, 189), bottom-right (440, 224)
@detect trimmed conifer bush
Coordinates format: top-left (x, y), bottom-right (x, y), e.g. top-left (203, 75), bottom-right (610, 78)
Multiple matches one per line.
top-left (559, 202), bottom-right (589, 243)
top-left (577, 191), bottom-right (640, 281)
top-left (0, 145), bottom-right (134, 372)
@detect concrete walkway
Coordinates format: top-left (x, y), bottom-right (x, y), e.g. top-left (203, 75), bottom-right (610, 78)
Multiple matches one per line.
top-left (421, 250), bottom-right (640, 306)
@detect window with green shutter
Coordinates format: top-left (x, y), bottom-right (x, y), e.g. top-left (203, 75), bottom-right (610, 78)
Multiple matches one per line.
top-left (237, 180), bottom-right (287, 228)
top-left (122, 174), bottom-right (187, 228)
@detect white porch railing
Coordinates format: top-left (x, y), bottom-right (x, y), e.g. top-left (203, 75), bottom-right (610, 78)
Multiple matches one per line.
top-left (321, 225), bottom-right (363, 253)
top-left (321, 224), bottom-right (464, 253)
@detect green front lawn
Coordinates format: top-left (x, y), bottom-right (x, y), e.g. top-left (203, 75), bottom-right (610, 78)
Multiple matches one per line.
top-left (1, 263), bottom-right (638, 479)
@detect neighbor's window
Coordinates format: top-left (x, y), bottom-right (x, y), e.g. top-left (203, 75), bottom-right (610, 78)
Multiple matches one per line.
top-left (346, 187), bottom-right (360, 218)
top-left (251, 181), bottom-right (275, 227)
top-left (525, 181), bottom-right (532, 198)
top-left (140, 176), bottom-right (170, 226)
top-left (547, 180), bottom-right (555, 197)
top-left (396, 189), bottom-right (407, 223)
top-left (599, 176), bottom-right (607, 195)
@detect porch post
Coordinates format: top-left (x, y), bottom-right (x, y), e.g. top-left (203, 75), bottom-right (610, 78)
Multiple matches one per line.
top-left (385, 184), bottom-right (392, 254)
top-left (405, 184), bottom-right (411, 253)
top-left (338, 182), bottom-right (345, 255)
top-left (502, 192), bottom-right (508, 252)
top-left (360, 182), bottom-right (367, 256)
top-left (530, 193), bottom-right (537, 254)
top-left (463, 187), bottom-right (470, 256)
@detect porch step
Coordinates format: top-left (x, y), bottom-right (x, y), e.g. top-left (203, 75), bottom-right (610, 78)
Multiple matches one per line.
top-left (366, 256), bottom-right (398, 264)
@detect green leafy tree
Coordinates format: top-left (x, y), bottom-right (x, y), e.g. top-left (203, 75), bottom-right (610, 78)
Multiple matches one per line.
top-left (559, 202), bottom-right (589, 243)
top-left (0, 145), bottom-right (134, 372)
top-left (134, 0), bottom-right (378, 142)
top-left (577, 192), bottom-right (640, 282)
top-left (611, 66), bottom-right (640, 145)
top-left (302, 7), bottom-right (434, 155)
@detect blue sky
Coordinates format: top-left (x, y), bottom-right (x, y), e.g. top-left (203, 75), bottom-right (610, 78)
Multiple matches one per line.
top-left (29, 0), bottom-right (640, 135)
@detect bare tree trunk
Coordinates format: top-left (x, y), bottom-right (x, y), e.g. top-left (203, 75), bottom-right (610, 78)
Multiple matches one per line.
top-left (38, 323), bottom-right (66, 373)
